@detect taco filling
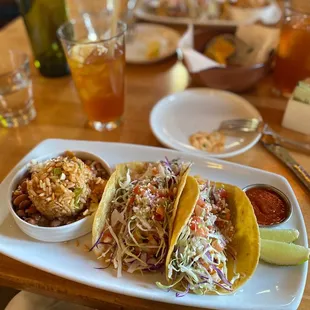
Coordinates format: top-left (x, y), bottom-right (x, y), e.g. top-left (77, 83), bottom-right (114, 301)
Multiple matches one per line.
top-left (92, 158), bottom-right (190, 277)
top-left (163, 177), bottom-right (242, 295)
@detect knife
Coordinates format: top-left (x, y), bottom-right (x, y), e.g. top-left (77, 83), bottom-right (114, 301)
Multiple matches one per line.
top-left (262, 138), bottom-right (310, 192)
top-left (263, 125), bottom-right (310, 156)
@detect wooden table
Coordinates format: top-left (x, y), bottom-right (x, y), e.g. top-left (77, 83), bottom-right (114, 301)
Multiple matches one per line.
top-left (0, 18), bottom-right (309, 310)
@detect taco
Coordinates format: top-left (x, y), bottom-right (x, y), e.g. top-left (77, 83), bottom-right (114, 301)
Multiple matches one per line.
top-left (91, 158), bottom-right (190, 277)
top-left (159, 175), bottom-right (260, 295)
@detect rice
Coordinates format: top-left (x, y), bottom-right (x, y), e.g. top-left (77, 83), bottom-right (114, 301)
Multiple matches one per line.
top-left (27, 155), bottom-right (94, 219)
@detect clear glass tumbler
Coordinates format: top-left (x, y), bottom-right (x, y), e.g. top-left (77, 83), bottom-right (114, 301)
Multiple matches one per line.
top-left (57, 14), bottom-right (126, 131)
top-left (0, 50), bottom-right (36, 128)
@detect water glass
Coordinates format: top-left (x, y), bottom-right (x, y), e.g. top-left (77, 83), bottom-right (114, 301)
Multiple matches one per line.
top-left (58, 14), bottom-right (126, 131)
top-left (0, 51), bottom-right (36, 128)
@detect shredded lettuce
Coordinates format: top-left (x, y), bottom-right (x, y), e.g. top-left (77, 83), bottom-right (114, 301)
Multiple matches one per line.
top-left (164, 180), bottom-right (240, 296)
top-left (95, 159), bottom-right (189, 277)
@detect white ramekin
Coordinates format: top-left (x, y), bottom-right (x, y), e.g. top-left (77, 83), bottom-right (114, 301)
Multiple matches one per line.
top-left (8, 150), bottom-right (112, 243)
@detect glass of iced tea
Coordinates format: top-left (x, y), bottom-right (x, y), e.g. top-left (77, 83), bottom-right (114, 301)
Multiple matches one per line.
top-left (57, 13), bottom-right (126, 131)
top-left (273, 1), bottom-right (310, 97)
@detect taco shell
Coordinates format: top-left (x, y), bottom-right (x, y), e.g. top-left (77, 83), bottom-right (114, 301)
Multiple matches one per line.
top-left (92, 161), bottom-right (190, 258)
top-left (166, 176), bottom-right (260, 293)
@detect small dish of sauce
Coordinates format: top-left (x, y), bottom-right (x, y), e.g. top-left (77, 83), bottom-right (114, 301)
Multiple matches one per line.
top-left (243, 184), bottom-right (292, 227)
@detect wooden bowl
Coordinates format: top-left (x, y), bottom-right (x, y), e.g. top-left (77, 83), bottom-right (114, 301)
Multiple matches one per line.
top-left (180, 26), bottom-right (273, 93)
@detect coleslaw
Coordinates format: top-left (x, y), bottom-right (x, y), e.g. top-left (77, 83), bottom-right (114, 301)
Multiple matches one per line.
top-left (93, 158), bottom-right (190, 277)
top-left (159, 177), bottom-right (241, 295)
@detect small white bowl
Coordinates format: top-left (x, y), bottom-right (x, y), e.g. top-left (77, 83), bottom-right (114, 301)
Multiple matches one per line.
top-left (8, 151), bottom-right (112, 243)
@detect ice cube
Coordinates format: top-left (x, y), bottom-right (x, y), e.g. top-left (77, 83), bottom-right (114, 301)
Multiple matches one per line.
top-left (70, 44), bottom-right (108, 64)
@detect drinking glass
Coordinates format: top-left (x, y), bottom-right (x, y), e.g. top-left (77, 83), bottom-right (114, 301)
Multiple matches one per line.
top-left (273, 1), bottom-right (310, 97)
top-left (0, 50), bottom-right (36, 128)
top-left (57, 14), bottom-right (126, 131)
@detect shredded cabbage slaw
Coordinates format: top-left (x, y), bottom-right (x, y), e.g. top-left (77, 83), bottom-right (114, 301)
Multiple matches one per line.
top-left (158, 178), bottom-right (241, 296)
top-left (93, 158), bottom-right (189, 277)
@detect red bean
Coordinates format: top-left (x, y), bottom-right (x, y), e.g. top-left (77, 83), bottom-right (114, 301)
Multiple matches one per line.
top-left (13, 194), bottom-right (28, 206)
top-left (26, 218), bottom-right (37, 225)
top-left (38, 217), bottom-right (49, 227)
top-left (26, 206), bottom-right (37, 214)
top-left (16, 210), bottom-right (26, 217)
top-left (50, 219), bottom-right (62, 227)
top-left (21, 181), bottom-right (28, 193)
top-left (95, 162), bottom-right (102, 170)
top-left (84, 160), bottom-right (92, 166)
top-left (19, 200), bottom-right (31, 209)
top-left (33, 213), bottom-right (41, 221)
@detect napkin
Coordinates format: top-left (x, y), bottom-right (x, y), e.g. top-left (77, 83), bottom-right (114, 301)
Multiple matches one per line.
top-left (235, 25), bottom-right (280, 65)
top-left (178, 24), bottom-right (280, 73)
top-left (178, 24), bottom-right (224, 72)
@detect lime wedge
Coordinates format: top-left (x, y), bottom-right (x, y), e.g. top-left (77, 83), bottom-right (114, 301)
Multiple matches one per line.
top-left (260, 239), bottom-right (310, 265)
top-left (259, 228), bottom-right (299, 243)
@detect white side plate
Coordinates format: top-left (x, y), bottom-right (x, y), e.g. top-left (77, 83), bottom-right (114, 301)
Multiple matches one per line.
top-left (0, 139), bottom-right (307, 310)
top-left (126, 23), bottom-right (180, 64)
top-left (150, 88), bottom-right (262, 159)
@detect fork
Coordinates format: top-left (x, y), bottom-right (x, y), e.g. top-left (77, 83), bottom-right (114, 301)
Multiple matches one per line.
top-left (219, 118), bottom-right (264, 133)
top-left (218, 118), bottom-right (310, 155)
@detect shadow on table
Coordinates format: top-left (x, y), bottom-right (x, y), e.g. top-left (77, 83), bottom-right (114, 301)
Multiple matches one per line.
top-left (0, 286), bottom-right (19, 310)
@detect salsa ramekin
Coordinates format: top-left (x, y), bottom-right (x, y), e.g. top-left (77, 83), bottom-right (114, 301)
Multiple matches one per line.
top-left (243, 183), bottom-right (292, 227)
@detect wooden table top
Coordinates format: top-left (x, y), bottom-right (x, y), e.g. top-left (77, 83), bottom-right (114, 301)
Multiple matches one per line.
top-left (0, 18), bottom-right (309, 310)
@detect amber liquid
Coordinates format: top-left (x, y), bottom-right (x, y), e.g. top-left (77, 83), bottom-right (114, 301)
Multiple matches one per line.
top-left (69, 47), bottom-right (125, 123)
top-left (274, 18), bottom-right (310, 95)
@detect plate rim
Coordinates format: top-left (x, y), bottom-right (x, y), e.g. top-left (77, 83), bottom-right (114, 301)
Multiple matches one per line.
top-left (134, 6), bottom-right (240, 27)
top-left (150, 88), bottom-right (262, 159)
top-left (134, 0), bottom-right (280, 27)
top-left (126, 22), bottom-right (181, 64)
top-left (0, 139), bottom-right (308, 310)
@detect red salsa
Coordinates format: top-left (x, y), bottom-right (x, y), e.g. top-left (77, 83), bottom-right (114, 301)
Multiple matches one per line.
top-left (245, 187), bottom-right (289, 226)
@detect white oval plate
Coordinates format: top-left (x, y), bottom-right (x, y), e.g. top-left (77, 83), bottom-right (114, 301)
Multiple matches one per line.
top-left (126, 23), bottom-right (180, 64)
top-left (134, 0), bottom-right (281, 26)
top-left (150, 88), bottom-right (262, 159)
top-left (0, 139), bottom-right (307, 310)
top-left (135, 4), bottom-right (238, 27)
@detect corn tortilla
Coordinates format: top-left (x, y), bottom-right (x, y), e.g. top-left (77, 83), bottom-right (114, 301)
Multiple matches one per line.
top-left (92, 161), bottom-right (190, 258)
top-left (166, 176), bottom-right (260, 293)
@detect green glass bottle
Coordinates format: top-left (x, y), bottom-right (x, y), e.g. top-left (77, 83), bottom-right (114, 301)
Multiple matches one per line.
top-left (17, 0), bottom-right (70, 77)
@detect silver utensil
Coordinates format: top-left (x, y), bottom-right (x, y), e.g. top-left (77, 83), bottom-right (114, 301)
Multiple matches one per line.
top-left (219, 118), bottom-right (264, 132)
top-left (220, 118), bottom-right (310, 191)
top-left (219, 118), bottom-right (310, 155)
top-left (262, 141), bottom-right (310, 193)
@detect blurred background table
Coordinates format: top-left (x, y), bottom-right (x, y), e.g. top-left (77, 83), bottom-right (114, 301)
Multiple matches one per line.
top-left (0, 17), bottom-right (309, 310)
